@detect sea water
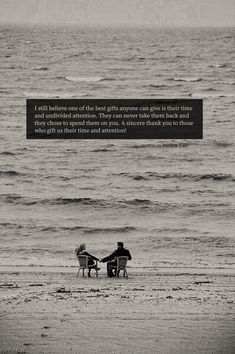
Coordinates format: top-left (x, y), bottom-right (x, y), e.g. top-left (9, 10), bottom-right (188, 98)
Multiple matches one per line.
top-left (0, 25), bottom-right (234, 271)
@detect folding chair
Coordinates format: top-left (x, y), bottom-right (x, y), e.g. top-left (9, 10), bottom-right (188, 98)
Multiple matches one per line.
top-left (110, 256), bottom-right (129, 278)
top-left (77, 255), bottom-right (99, 277)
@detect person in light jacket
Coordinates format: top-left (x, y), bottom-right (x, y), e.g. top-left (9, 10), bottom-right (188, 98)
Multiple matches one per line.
top-left (75, 243), bottom-right (99, 277)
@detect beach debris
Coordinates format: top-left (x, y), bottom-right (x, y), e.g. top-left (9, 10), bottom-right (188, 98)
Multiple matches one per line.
top-left (0, 283), bottom-right (19, 289)
top-left (29, 283), bottom-right (44, 287)
top-left (41, 333), bottom-right (48, 338)
top-left (89, 288), bottom-right (100, 293)
top-left (43, 325), bottom-right (50, 329)
top-left (56, 287), bottom-right (71, 293)
top-left (172, 287), bottom-right (183, 291)
top-left (166, 295), bottom-right (173, 299)
top-left (194, 281), bottom-right (213, 285)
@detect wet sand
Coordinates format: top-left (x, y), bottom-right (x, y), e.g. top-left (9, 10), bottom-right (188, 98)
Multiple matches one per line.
top-left (0, 267), bottom-right (234, 354)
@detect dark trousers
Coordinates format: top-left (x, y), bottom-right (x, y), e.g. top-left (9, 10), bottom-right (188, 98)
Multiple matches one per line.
top-left (107, 261), bottom-right (117, 277)
top-left (88, 260), bottom-right (96, 275)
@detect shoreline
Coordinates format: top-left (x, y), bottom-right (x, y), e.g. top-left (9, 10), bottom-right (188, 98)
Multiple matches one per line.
top-left (0, 265), bottom-right (234, 275)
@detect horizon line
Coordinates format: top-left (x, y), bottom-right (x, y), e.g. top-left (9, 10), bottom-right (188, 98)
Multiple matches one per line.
top-left (0, 21), bottom-right (234, 28)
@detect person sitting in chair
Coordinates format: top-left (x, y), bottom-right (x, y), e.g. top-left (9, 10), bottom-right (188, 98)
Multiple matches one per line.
top-left (101, 242), bottom-right (132, 277)
top-left (75, 243), bottom-right (100, 277)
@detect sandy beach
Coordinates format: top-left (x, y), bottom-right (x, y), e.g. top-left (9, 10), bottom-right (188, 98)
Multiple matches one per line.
top-left (0, 266), bottom-right (234, 354)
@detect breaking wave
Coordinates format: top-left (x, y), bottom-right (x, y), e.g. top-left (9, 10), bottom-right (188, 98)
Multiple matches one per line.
top-left (215, 80), bottom-right (235, 85)
top-left (209, 63), bottom-right (227, 68)
top-left (172, 77), bottom-right (202, 82)
top-left (23, 92), bottom-right (87, 98)
top-left (65, 76), bottom-right (107, 83)
top-left (32, 66), bottom-right (49, 71)
top-left (189, 92), bottom-right (235, 98)
top-left (115, 172), bottom-right (235, 182)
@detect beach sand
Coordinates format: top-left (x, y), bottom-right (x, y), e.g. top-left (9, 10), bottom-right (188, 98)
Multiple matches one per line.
top-left (0, 267), bottom-right (234, 354)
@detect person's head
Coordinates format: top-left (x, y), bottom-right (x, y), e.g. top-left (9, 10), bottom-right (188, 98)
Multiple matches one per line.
top-left (77, 243), bottom-right (86, 254)
top-left (117, 242), bottom-right (124, 249)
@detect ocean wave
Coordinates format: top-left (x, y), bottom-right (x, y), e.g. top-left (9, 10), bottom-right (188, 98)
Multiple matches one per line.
top-left (0, 223), bottom-right (136, 234)
top-left (209, 63), bottom-right (227, 68)
top-left (0, 196), bottom-right (110, 207)
top-left (83, 226), bottom-right (136, 233)
top-left (175, 55), bottom-right (188, 59)
top-left (7, 65), bottom-right (25, 70)
top-left (0, 194), bottom-right (24, 204)
top-left (144, 84), bottom-right (167, 88)
top-left (0, 151), bottom-right (15, 155)
top-left (136, 57), bottom-right (147, 61)
top-left (128, 143), bottom-right (158, 149)
top-left (172, 77), bottom-right (202, 82)
top-left (214, 80), bottom-right (235, 85)
top-left (50, 197), bottom-right (110, 206)
top-left (0, 195), bottom-right (169, 210)
top-left (32, 66), bottom-right (49, 71)
top-left (149, 172), bottom-right (235, 182)
top-left (23, 92), bottom-right (87, 98)
top-left (0, 195), bottom-right (232, 216)
top-left (152, 227), bottom-right (197, 234)
top-left (213, 141), bottom-right (233, 147)
top-left (0, 89), bottom-right (11, 94)
top-left (200, 87), bottom-right (216, 91)
top-left (119, 56), bottom-right (137, 62)
top-left (91, 148), bottom-right (114, 152)
top-left (189, 92), bottom-right (235, 98)
top-left (65, 76), bottom-right (107, 83)
top-left (42, 225), bottom-right (83, 232)
top-left (68, 51), bottom-right (93, 58)
top-left (0, 170), bottom-right (23, 177)
top-left (191, 189), bottom-right (217, 195)
top-left (133, 175), bottom-right (149, 181)
top-left (0, 222), bottom-right (24, 229)
top-left (110, 66), bottom-right (135, 72)
top-left (115, 172), bottom-right (235, 182)
top-left (125, 198), bottom-right (155, 205)
top-left (122, 199), bottom-right (230, 212)
top-left (0, 222), bottom-right (83, 232)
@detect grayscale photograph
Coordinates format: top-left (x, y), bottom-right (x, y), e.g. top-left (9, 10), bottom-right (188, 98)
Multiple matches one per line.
top-left (0, 1), bottom-right (234, 353)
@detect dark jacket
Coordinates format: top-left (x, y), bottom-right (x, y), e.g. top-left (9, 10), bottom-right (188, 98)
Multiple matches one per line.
top-left (101, 248), bottom-right (132, 263)
top-left (76, 250), bottom-right (99, 265)
top-left (82, 251), bottom-right (99, 261)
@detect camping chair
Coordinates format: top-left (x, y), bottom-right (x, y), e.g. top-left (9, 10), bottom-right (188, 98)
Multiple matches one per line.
top-left (77, 255), bottom-right (99, 278)
top-left (110, 256), bottom-right (129, 278)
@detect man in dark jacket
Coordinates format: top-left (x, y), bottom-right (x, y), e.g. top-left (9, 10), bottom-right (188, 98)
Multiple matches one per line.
top-left (101, 242), bottom-right (132, 277)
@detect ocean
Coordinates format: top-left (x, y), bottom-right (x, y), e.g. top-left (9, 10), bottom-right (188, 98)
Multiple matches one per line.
top-left (0, 25), bottom-right (234, 271)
